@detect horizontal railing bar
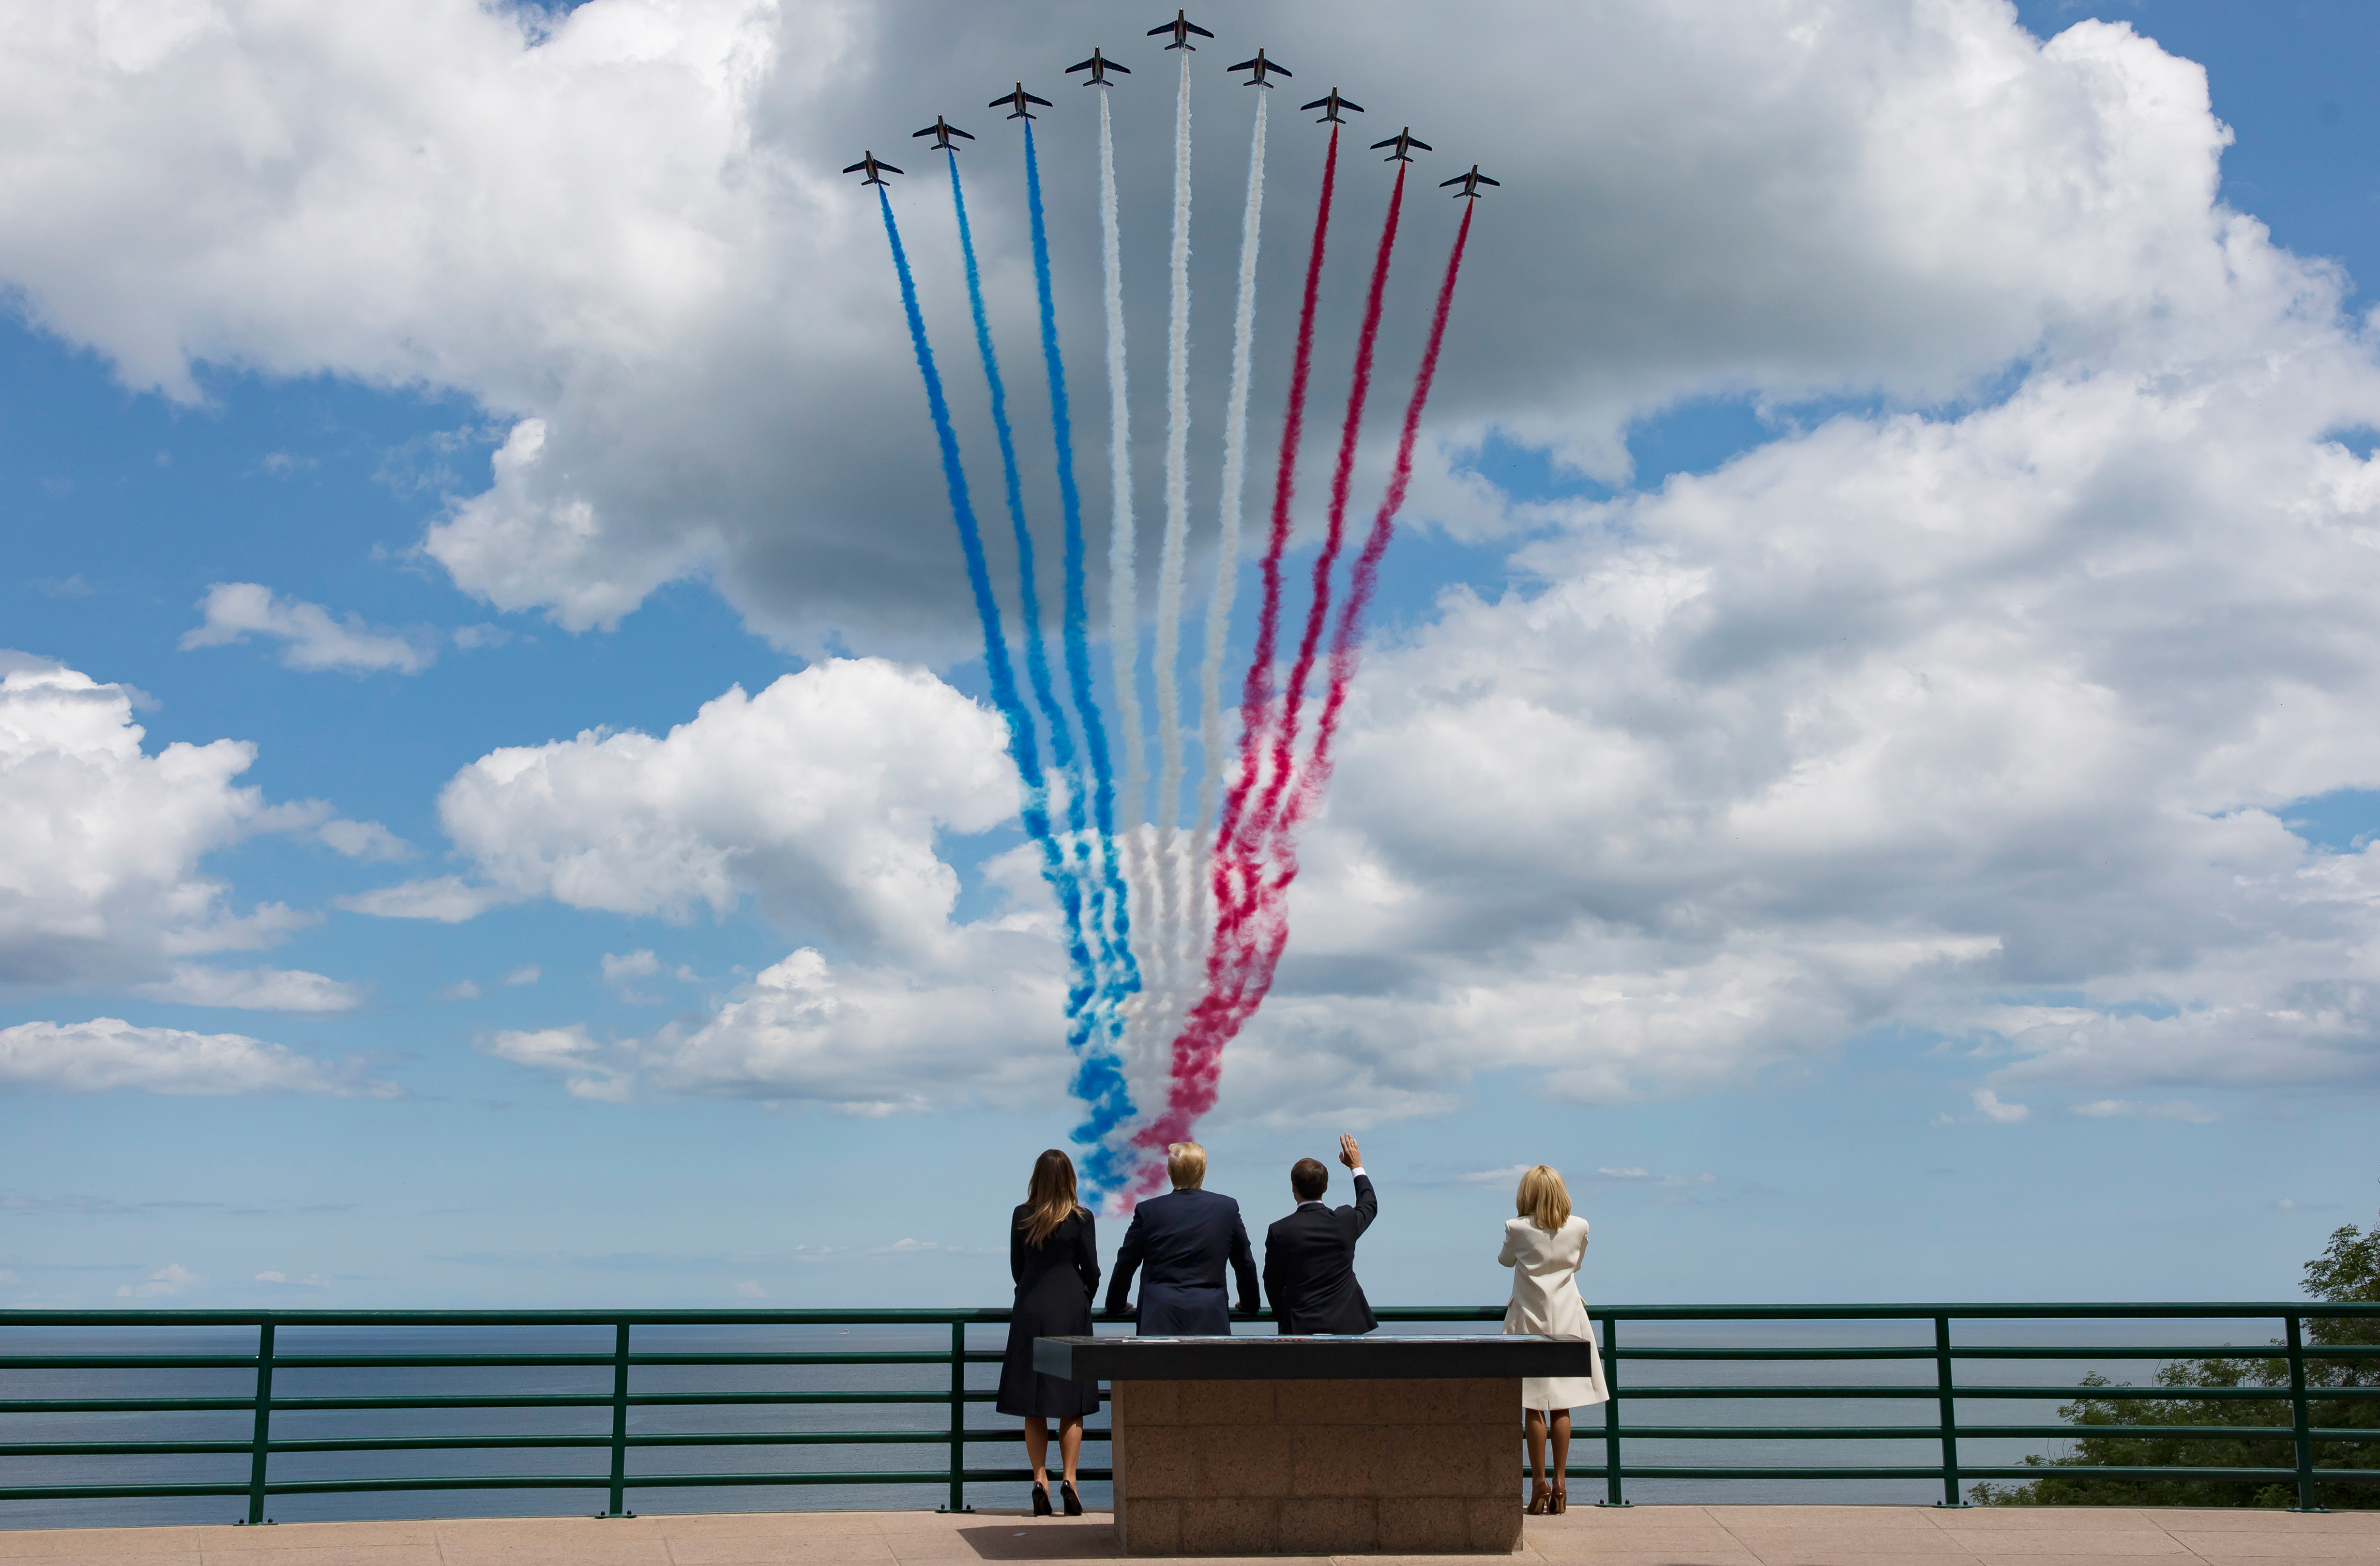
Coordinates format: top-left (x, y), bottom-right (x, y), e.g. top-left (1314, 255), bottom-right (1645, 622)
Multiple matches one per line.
top-left (12, 1424), bottom-right (2371, 1459)
top-left (9, 1303), bottom-right (2380, 1329)
top-left (1599, 1424), bottom-right (2380, 1442)
top-left (0, 1398), bottom-right (263, 1414)
top-left (15, 1344), bottom-right (2371, 1373)
top-left (0, 1482), bottom-right (255, 1502)
top-left (0, 1356), bottom-right (263, 1371)
top-left (1618, 1384), bottom-right (2380, 1401)
top-left (1623, 1344), bottom-right (2380, 1362)
top-left (1959, 1424), bottom-right (2380, 1442)
top-left (0, 1390), bottom-right (1087, 1416)
top-left (0, 1429), bottom-right (1112, 1459)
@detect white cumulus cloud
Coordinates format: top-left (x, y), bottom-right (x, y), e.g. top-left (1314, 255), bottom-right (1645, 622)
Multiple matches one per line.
top-left (132, 964), bottom-right (366, 1013)
top-left (0, 654), bottom-right (318, 985)
top-left (181, 583), bottom-right (434, 674)
top-left (0, 1018), bottom-right (397, 1096)
top-left (357, 658), bottom-right (1015, 952)
top-left (117, 1263), bottom-right (196, 1299)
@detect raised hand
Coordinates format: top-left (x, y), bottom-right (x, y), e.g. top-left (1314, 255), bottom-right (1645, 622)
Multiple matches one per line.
top-left (1338, 1133), bottom-right (1362, 1170)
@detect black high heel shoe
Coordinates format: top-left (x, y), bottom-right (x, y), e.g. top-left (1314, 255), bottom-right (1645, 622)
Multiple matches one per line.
top-left (1060, 1479), bottom-right (1084, 1517)
top-left (1031, 1482), bottom-right (1054, 1517)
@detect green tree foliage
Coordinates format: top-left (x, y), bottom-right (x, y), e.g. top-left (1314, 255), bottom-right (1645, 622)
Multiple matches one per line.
top-left (1971, 1216), bottom-right (2380, 1508)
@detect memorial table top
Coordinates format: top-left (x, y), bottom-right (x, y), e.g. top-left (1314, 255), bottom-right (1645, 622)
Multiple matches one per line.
top-left (1031, 1332), bottom-right (1591, 1381)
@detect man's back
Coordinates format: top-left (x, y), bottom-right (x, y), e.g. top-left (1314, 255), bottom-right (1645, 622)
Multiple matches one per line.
top-left (1107, 1186), bottom-right (1258, 1333)
top-left (1263, 1171), bottom-right (1378, 1335)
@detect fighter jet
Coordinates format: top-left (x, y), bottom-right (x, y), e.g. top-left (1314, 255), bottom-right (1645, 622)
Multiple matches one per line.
top-left (1301, 87), bottom-right (1364, 123)
top-left (990, 82), bottom-right (1053, 120)
top-left (1065, 47), bottom-right (1130, 86)
top-left (1440, 164), bottom-right (1500, 200)
top-left (842, 151), bottom-right (903, 187)
top-left (1148, 9), bottom-right (1213, 49)
top-left (1371, 126), bottom-right (1432, 162)
top-left (1228, 48), bottom-right (1290, 86)
top-left (912, 116), bottom-right (975, 153)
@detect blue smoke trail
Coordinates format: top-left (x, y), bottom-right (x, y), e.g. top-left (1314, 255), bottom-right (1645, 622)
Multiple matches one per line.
top-left (944, 156), bottom-right (1105, 1074)
top-left (876, 186), bottom-right (1137, 1189)
top-left (1023, 124), bottom-right (1143, 1009)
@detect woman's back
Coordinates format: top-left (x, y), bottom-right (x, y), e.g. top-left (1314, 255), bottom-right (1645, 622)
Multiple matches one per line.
top-left (1012, 1204), bottom-right (1098, 1305)
top-left (1500, 1214), bottom-right (1590, 1335)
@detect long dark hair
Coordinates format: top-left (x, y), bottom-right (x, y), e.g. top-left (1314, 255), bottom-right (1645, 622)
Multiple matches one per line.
top-left (1019, 1149), bottom-right (1086, 1247)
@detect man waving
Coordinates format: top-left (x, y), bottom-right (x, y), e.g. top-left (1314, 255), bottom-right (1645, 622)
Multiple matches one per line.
top-left (1262, 1134), bottom-right (1378, 1336)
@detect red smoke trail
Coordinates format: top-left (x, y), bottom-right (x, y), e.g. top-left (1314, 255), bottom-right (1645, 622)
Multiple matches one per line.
top-left (1245, 161), bottom-right (1408, 872)
top-left (1297, 198), bottom-right (1476, 819)
top-left (1128, 202), bottom-right (1477, 1194)
top-left (1210, 124), bottom-right (1338, 925)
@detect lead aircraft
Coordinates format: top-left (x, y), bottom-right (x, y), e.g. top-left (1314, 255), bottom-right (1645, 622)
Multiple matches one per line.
top-left (1148, 9), bottom-right (1213, 49)
top-left (991, 82), bottom-right (1054, 119)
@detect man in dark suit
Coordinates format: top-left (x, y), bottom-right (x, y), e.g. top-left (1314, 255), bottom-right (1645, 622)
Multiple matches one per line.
top-left (1262, 1133), bottom-right (1378, 1335)
top-left (1105, 1141), bottom-right (1259, 1334)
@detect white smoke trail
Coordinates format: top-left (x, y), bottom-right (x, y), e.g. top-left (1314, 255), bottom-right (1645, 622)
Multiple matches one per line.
top-left (1097, 87), bottom-right (1161, 1079)
top-left (1154, 52), bottom-right (1195, 1002)
top-left (1195, 88), bottom-right (1269, 954)
top-left (1098, 89), bottom-right (1146, 842)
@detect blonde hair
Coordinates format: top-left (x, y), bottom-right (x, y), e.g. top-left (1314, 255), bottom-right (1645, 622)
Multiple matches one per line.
top-left (1020, 1149), bottom-right (1087, 1247)
top-left (1516, 1165), bottom-right (1571, 1232)
top-left (1167, 1141), bottom-right (1207, 1190)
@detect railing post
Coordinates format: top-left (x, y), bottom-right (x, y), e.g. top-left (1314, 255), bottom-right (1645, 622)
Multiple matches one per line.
top-left (1933, 1315), bottom-right (1966, 1507)
top-left (1597, 1314), bottom-right (1629, 1507)
top-left (606, 1322), bottom-right (633, 1519)
top-left (2286, 1314), bottom-right (2326, 1512)
top-left (245, 1322), bottom-right (274, 1526)
top-left (943, 1319), bottom-right (970, 1514)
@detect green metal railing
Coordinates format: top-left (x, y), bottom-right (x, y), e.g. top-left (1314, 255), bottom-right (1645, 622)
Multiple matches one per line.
top-left (2, 1303), bottom-right (2375, 1524)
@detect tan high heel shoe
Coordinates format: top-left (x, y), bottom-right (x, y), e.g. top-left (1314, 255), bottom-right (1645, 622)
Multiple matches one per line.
top-left (1526, 1481), bottom-right (1551, 1515)
top-left (1549, 1481), bottom-right (1568, 1515)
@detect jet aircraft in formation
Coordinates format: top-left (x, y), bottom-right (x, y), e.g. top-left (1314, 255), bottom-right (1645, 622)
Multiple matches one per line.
top-left (912, 116), bottom-right (973, 153)
top-left (990, 81), bottom-right (1052, 120)
top-left (1066, 47), bottom-right (1129, 86)
top-left (1148, 8), bottom-right (1213, 49)
top-left (1441, 164), bottom-right (1499, 200)
top-left (1302, 87), bottom-right (1364, 122)
top-left (858, 15), bottom-right (1499, 201)
top-left (1228, 48), bottom-right (1289, 86)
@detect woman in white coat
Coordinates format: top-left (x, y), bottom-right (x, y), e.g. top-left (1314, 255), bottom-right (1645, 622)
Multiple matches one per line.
top-left (1498, 1165), bottom-right (1607, 1515)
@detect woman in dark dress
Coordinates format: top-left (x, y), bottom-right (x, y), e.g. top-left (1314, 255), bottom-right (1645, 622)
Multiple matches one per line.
top-left (996, 1148), bottom-right (1101, 1517)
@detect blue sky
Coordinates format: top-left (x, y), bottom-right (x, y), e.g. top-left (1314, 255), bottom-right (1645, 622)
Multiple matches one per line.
top-left (6, 0), bottom-right (2380, 1311)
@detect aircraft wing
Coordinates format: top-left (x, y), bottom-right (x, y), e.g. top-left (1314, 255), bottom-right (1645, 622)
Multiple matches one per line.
top-left (1409, 137), bottom-right (1433, 150)
top-left (842, 160), bottom-right (869, 173)
top-left (1188, 20), bottom-right (1214, 35)
top-left (1230, 56), bottom-right (1288, 75)
top-left (876, 161), bottom-right (903, 175)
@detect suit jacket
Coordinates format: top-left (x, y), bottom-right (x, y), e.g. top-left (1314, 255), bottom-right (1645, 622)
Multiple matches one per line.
top-left (1262, 1174), bottom-right (1378, 1335)
top-left (1105, 1187), bottom-right (1259, 1333)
